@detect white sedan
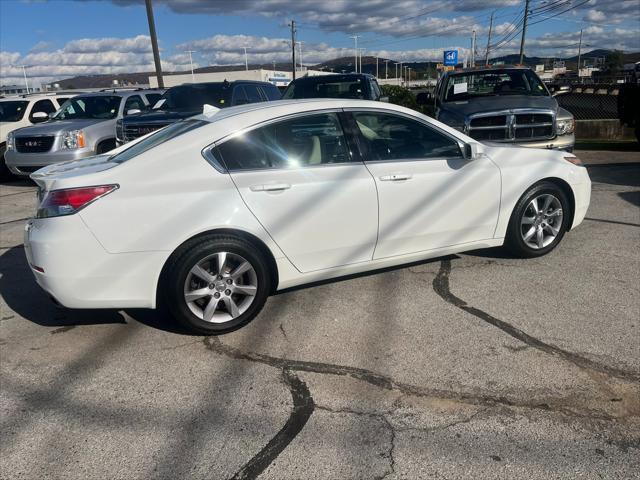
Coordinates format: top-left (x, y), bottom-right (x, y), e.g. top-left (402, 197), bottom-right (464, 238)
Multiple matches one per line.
top-left (25, 99), bottom-right (591, 334)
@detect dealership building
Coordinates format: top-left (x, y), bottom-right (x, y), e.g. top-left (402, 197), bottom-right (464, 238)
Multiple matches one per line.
top-left (148, 68), bottom-right (332, 88)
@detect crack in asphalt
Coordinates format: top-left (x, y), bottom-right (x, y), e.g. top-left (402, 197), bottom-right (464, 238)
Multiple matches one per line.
top-left (584, 217), bottom-right (640, 228)
top-left (229, 369), bottom-right (314, 480)
top-left (0, 217), bottom-right (30, 226)
top-left (432, 258), bottom-right (640, 383)
top-left (202, 337), bottom-right (624, 418)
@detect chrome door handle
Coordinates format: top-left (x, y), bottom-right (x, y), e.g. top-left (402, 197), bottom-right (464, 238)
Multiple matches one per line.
top-left (379, 174), bottom-right (413, 181)
top-left (250, 183), bottom-right (291, 192)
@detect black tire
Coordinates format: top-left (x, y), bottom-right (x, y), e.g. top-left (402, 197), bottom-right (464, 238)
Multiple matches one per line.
top-left (163, 235), bottom-right (271, 334)
top-left (96, 139), bottom-right (116, 154)
top-left (505, 181), bottom-right (570, 258)
top-left (0, 145), bottom-right (15, 182)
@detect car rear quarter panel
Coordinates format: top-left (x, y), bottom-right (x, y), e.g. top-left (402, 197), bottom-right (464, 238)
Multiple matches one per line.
top-left (76, 131), bottom-right (287, 265)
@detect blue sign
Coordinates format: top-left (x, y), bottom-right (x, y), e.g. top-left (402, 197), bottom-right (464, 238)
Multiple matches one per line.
top-left (443, 50), bottom-right (458, 66)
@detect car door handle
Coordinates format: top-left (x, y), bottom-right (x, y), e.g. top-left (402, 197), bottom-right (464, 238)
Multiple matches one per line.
top-left (379, 174), bottom-right (413, 181)
top-left (250, 183), bottom-right (291, 192)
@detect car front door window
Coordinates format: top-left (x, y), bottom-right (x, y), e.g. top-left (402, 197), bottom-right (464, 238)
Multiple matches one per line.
top-left (350, 110), bottom-right (500, 259)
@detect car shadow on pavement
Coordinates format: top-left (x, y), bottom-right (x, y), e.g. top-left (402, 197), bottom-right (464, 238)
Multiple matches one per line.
top-left (0, 246), bottom-right (126, 327)
top-left (587, 164), bottom-right (640, 188)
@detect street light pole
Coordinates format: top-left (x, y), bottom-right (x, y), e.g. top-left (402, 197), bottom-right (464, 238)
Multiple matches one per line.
top-left (577, 28), bottom-right (583, 78)
top-left (395, 63), bottom-right (398, 84)
top-left (185, 50), bottom-right (196, 82)
top-left (384, 59), bottom-right (389, 79)
top-left (289, 20), bottom-right (296, 80)
top-left (19, 65), bottom-right (30, 94)
top-left (242, 46), bottom-right (249, 71)
top-left (144, 0), bottom-right (164, 88)
top-left (376, 56), bottom-right (379, 78)
top-left (350, 35), bottom-right (360, 73)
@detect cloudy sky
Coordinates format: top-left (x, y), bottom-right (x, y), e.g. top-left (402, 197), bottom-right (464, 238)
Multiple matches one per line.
top-left (1, 0), bottom-right (639, 87)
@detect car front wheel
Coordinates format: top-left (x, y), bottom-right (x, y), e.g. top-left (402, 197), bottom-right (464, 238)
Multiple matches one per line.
top-left (165, 235), bottom-right (271, 334)
top-left (505, 181), bottom-right (570, 258)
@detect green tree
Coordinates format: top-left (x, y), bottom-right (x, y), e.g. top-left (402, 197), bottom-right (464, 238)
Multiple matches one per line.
top-left (381, 85), bottom-right (417, 110)
top-left (605, 50), bottom-right (624, 74)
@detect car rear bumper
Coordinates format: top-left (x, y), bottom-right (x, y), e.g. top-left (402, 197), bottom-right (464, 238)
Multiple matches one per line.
top-left (5, 148), bottom-right (95, 176)
top-left (24, 215), bottom-right (167, 309)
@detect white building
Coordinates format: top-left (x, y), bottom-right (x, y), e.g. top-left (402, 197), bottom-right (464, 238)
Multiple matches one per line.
top-left (148, 68), bottom-right (333, 88)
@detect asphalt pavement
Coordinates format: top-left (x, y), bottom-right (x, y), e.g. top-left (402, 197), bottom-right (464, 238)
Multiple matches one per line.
top-left (1, 155), bottom-right (639, 479)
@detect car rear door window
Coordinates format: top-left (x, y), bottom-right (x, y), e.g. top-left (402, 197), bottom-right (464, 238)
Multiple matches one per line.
top-left (124, 95), bottom-right (145, 113)
top-left (260, 85), bottom-right (281, 101)
top-left (352, 112), bottom-right (462, 161)
top-left (217, 113), bottom-right (351, 171)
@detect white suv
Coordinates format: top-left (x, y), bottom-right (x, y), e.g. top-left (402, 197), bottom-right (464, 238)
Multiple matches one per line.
top-left (1, 92), bottom-right (80, 180)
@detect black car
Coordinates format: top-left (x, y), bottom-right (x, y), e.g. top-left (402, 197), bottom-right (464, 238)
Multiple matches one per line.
top-left (116, 81), bottom-right (281, 145)
top-left (282, 74), bottom-right (387, 101)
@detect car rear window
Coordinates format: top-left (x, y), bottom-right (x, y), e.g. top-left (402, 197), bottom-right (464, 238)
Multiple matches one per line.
top-left (110, 119), bottom-right (207, 164)
top-left (283, 78), bottom-right (367, 99)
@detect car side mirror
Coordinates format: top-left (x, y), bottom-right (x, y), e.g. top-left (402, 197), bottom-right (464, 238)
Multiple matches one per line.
top-left (379, 96), bottom-right (389, 103)
top-left (416, 92), bottom-right (432, 105)
top-left (31, 111), bottom-right (49, 123)
top-left (462, 142), bottom-right (479, 160)
top-left (126, 108), bottom-right (142, 116)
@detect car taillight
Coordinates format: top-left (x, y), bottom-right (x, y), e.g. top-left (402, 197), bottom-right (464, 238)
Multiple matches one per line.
top-left (36, 185), bottom-right (118, 218)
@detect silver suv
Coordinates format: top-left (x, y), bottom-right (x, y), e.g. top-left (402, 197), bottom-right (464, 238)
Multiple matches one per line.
top-left (5, 90), bottom-right (163, 176)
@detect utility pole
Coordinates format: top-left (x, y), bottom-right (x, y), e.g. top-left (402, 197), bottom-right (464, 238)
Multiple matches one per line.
top-left (350, 35), bottom-right (360, 73)
top-left (376, 56), bottom-right (379, 78)
top-left (577, 28), bottom-right (583, 78)
top-left (485, 12), bottom-right (494, 66)
top-left (384, 59), bottom-right (389, 79)
top-left (289, 20), bottom-right (296, 80)
top-left (185, 50), bottom-right (196, 82)
top-left (519, 0), bottom-right (531, 65)
top-left (145, 0), bottom-right (164, 88)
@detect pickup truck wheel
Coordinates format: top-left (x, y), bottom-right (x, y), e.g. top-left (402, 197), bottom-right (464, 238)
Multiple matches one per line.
top-left (0, 145), bottom-right (15, 182)
top-left (505, 181), bottom-right (570, 258)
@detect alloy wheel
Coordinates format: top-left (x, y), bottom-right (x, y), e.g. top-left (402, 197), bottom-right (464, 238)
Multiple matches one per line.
top-left (183, 252), bottom-right (258, 323)
top-left (520, 193), bottom-right (563, 250)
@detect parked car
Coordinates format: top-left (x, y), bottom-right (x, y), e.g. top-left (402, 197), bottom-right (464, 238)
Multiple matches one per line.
top-left (0, 92), bottom-right (82, 179)
top-left (26, 99), bottom-right (590, 334)
top-left (420, 66), bottom-right (575, 151)
top-left (116, 81), bottom-right (281, 145)
top-left (4, 90), bottom-right (162, 176)
top-left (282, 73), bottom-right (387, 101)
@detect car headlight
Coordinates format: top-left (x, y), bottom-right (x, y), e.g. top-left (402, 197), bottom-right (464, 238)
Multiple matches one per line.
top-left (6, 131), bottom-right (15, 151)
top-left (61, 130), bottom-right (86, 149)
top-left (556, 118), bottom-right (575, 135)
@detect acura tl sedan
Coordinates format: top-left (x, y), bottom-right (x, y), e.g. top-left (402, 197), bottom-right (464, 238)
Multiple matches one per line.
top-left (25, 99), bottom-right (591, 334)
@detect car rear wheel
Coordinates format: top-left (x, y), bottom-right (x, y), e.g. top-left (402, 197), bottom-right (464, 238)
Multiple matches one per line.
top-left (505, 181), bottom-right (570, 258)
top-left (164, 235), bottom-right (271, 334)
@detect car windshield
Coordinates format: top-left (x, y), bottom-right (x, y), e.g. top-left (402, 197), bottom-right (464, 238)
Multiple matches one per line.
top-left (110, 119), bottom-right (207, 163)
top-left (158, 84), bottom-right (229, 111)
top-left (444, 69), bottom-right (548, 101)
top-left (53, 95), bottom-right (121, 120)
top-left (0, 101), bottom-right (29, 122)
top-left (282, 78), bottom-right (367, 99)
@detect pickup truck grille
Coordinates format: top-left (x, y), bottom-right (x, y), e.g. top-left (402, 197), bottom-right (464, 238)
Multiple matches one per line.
top-left (15, 136), bottom-right (55, 153)
top-left (466, 111), bottom-right (555, 143)
top-left (123, 123), bottom-right (167, 143)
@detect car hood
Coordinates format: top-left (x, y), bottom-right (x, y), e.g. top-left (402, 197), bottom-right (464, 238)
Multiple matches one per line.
top-left (125, 110), bottom-right (198, 124)
top-left (441, 95), bottom-right (558, 117)
top-left (12, 118), bottom-right (110, 136)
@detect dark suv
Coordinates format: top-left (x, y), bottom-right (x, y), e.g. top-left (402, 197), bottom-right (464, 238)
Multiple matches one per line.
top-left (282, 74), bottom-right (387, 101)
top-left (116, 80), bottom-right (281, 145)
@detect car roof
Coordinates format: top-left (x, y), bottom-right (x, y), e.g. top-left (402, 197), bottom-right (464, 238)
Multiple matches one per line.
top-left (0, 92), bottom-right (83, 102)
top-left (443, 65), bottom-right (532, 76)
top-left (194, 98), bottom-right (401, 124)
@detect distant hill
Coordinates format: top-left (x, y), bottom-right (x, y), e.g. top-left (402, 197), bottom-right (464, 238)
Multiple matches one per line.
top-left (46, 49), bottom-right (639, 88)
